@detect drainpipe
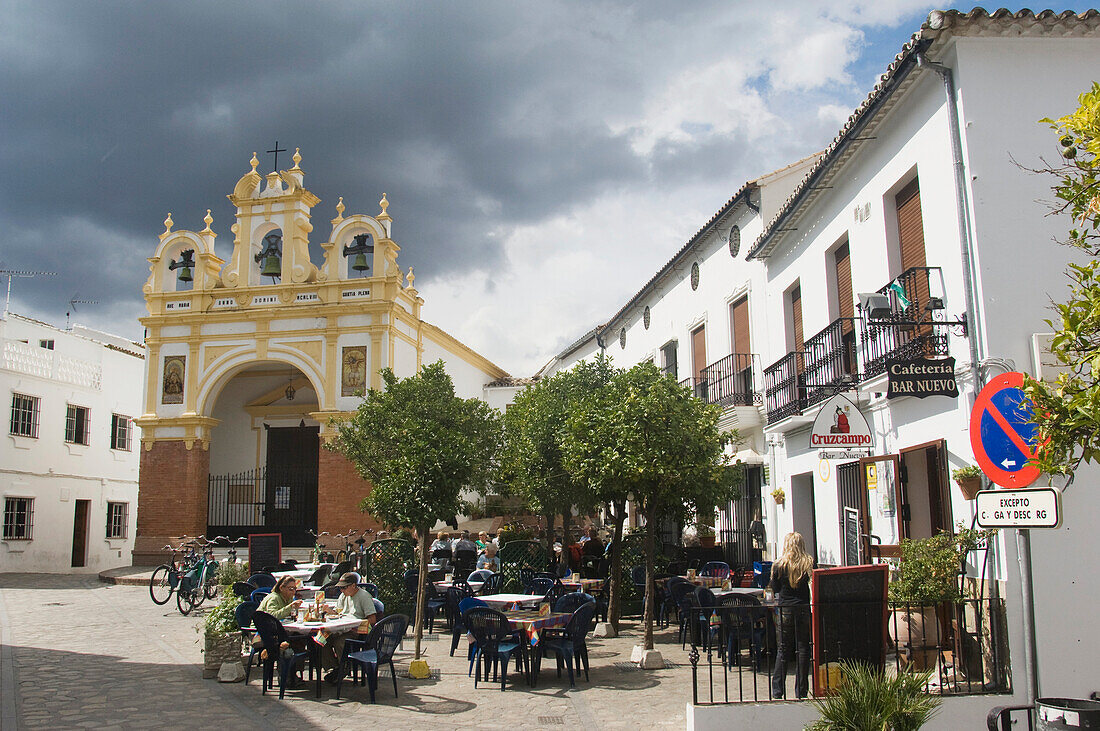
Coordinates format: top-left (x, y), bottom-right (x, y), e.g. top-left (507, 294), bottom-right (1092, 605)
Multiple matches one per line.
top-left (918, 51), bottom-right (1037, 705)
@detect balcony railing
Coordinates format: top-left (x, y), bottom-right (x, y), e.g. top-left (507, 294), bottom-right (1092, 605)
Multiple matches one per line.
top-left (803, 317), bottom-right (859, 408)
top-left (861, 266), bottom-right (949, 378)
top-left (764, 351), bottom-right (805, 424)
top-left (762, 266), bottom-right (952, 423)
top-left (689, 598), bottom-right (1010, 706)
top-left (699, 353), bottom-right (759, 407)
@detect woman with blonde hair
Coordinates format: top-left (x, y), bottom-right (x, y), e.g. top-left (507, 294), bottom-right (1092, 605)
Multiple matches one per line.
top-left (769, 531), bottom-right (813, 699)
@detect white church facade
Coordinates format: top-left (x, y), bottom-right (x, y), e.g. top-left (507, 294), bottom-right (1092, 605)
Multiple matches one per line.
top-left (133, 150), bottom-right (508, 563)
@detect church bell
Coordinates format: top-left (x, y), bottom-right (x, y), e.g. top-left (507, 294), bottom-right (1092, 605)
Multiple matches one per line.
top-left (259, 253), bottom-right (282, 278)
top-left (168, 249), bottom-right (195, 283)
top-left (351, 253), bottom-right (369, 272)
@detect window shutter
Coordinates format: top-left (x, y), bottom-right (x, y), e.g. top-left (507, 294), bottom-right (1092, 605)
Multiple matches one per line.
top-left (731, 296), bottom-right (750, 355)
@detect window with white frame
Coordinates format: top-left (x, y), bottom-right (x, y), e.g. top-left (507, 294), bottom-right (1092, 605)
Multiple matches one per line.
top-left (3, 497), bottom-right (34, 540)
top-left (106, 502), bottom-right (128, 539)
top-left (65, 404), bottom-right (91, 445)
top-left (111, 414), bottom-right (132, 451)
top-left (10, 393), bottom-right (40, 438)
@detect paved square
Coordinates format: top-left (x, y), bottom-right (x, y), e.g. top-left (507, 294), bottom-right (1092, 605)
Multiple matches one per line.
top-left (0, 575), bottom-right (701, 729)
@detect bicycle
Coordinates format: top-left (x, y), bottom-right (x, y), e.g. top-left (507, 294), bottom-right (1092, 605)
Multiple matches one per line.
top-left (149, 537), bottom-right (200, 606)
top-left (334, 529), bottom-right (360, 564)
top-left (308, 530), bottom-right (333, 563)
top-left (175, 538), bottom-right (221, 615)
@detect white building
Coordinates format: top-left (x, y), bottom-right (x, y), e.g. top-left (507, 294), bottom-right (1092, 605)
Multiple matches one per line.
top-left (550, 8), bottom-right (1100, 719)
top-left (1, 313), bottom-right (144, 573)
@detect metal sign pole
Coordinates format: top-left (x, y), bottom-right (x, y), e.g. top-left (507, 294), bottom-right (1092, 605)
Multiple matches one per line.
top-left (1016, 527), bottom-right (1039, 704)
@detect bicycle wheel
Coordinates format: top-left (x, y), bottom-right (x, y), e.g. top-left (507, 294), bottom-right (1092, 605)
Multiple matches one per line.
top-left (176, 588), bottom-right (195, 615)
top-left (149, 565), bottom-right (173, 605)
top-left (336, 550), bottom-right (350, 563)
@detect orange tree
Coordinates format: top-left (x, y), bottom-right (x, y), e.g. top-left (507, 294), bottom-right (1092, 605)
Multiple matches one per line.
top-left (563, 360), bottom-right (741, 651)
top-left (327, 361), bottom-right (501, 664)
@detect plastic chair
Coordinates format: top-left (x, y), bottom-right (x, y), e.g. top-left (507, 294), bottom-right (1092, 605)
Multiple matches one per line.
top-left (462, 606), bottom-right (527, 691)
top-left (524, 577), bottom-right (555, 596)
top-left (458, 596), bottom-right (489, 674)
top-left (447, 584), bottom-right (476, 656)
top-left (235, 600), bottom-right (260, 684)
top-left (535, 601), bottom-right (597, 687)
top-left (543, 582), bottom-right (567, 610)
top-left (305, 564), bottom-right (333, 587)
top-left (518, 567), bottom-right (535, 590)
top-left (467, 569), bottom-right (493, 584)
top-left (693, 586), bottom-right (719, 650)
top-left (275, 561), bottom-right (296, 571)
top-left (248, 573), bottom-right (277, 589)
top-left (551, 593), bottom-right (596, 634)
top-left (453, 549), bottom-right (477, 576)
top-left (232, 581), bottom-right (257, 599)
top-left (721, 594), bottom-right (766, 670)
top-left (359, 582), bottom-right (379, 598)
top-left (479, 572), bottom-right (504, 596)
top-left (336, 614), bottom-right (410, 702)
top-left (700, 561), bottom-right (731, 578)
top-left (251, 611), bottom-right (314, 699)
top-left (331, 560), bottom-right (354, 579)
top-left (250, 587), bottom-right (272, 603)
top-left (669, 580), bottom-right (697, 648)
top-left (404, 570), bottom-right (446, 631)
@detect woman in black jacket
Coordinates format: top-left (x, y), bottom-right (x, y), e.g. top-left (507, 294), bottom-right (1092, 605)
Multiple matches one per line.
top-left (769, 531), bottom-right (813, 699)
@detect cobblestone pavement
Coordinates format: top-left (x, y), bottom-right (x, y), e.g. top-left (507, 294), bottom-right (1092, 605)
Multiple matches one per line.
top-left (0, 574), bottom-right (703, 730)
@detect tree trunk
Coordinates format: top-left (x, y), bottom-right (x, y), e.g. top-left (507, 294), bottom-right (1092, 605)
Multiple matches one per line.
top-left (542, 510), bottom-right (554, 557)
top-left (561, 510), bottom-right (572, 572)
top-left (608, 501), bottom-right (626, 632)
top-left (414, 526), bottom-right (429, 661)
top-left (643, 502), bottom-right (657, 651)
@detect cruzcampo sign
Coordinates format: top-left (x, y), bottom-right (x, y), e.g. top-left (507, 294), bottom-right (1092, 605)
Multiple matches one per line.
top-left (811, 393), bottom-right (872, 456)
top-left (886, 356), bottom-right (959, 399)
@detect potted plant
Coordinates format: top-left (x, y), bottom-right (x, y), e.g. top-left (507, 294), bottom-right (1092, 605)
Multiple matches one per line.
top-left (771, 486), bottom-right (786, 506)
top-left (888, 528), bottom-right (993, 671)
top-left (807, 659), bottom-right (941, 729)
top-left (952, 465), bottom-right (983, 500)
top-left (199, 592), bottom-right (244, 679)
top-left (697, 523), bottom-right (716, 549)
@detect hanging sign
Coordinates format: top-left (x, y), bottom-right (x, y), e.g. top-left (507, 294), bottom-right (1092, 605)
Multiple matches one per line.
top-left (811, 393), bottom-right (872, 457)
top-left (886, 357), bottom-right (958, 399)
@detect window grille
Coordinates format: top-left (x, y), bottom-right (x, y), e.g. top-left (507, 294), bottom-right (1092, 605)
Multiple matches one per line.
top-left (65, 404), bottom-right (91, 445)
top-left (3, 497), bottom-right (33, 540)
top-left (110, 414), bottom-right (132, 451)
top-left (106, 502), bottom-right (128, 539)
top-left (10, 393), bottom-right (40, 438)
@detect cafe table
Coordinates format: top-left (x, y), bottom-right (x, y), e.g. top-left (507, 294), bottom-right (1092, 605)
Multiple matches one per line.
top-left (713, 586), bottom-right (764, 599)
top-left (504, 609), bottom-right (572, 645)
top-left (434, 580), bottom-right (484, 593)
top-left (478, 593), bottom-right (544, 609)
top-left (281, 612), bottom-right (366, 697)
top-left (272, 564), bottom-right (322, 582)
top-left (560, 577), bottom-right (603, 593)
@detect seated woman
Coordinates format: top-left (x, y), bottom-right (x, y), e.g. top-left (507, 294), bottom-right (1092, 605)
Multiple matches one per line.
top-left (476, 544), bottom-right (500, 572)
top-left (258, 576), bottom-right (302, 619)
top-left (476, 531), bottom-right (491, 552)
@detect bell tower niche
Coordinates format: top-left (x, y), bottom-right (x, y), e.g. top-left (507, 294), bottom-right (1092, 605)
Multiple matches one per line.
top-left (221, 149), bottom-right (320, 289)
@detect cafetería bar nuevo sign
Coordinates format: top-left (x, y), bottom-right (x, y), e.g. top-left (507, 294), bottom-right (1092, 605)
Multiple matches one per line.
top-left (811, 394), bottom-right (872, 457)
top-left (886, 357), bottom-right (959, 399)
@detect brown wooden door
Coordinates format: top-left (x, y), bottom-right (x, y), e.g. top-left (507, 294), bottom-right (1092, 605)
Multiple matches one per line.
top-left (692, 325), bottom-right (707, 381)
top-left (71, 500), bottom-right (89, 567)
top-left (731, 297), bottom-right (750, 355)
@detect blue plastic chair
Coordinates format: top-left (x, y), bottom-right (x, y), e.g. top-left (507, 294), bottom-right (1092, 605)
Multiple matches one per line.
top-left (447, 584), bottom-right (475, 656)
top-left (235, 600), bottom-right (261, 684)
top-left (536, 601), bottom-right (597, 687)
top-left (457, 596), bottom-right (489, 674)
top-left (463, 606), bottom-right (527, 691)
top-left (721, 594), bottom-right (766, 670)
top-left (251, 611), bottom-right (313, 699)
top-left (524, 577), bottom-right (555, 596)
top-left (248, 573), bottom-right (277, 589)
top-left (467, 569), bottom-right (494, 584)
top-left (360, 582), bottom-right (379, 598)
top-left (336, 614), bottom-right (410, 702)
top-left (250, 586), bottom-right (272, 603)
top-left (693, 586), bottom-right (719, 650)
top-left (232, 581), bottom-right (257, 599)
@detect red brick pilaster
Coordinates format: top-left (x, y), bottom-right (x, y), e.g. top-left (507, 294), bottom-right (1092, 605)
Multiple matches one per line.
top-left (133, 441), bottom-right (209, 565)
top-left (317, 446), bottom-right (383, 538)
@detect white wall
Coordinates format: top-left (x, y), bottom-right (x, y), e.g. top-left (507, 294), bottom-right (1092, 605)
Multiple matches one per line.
top-left (1, 314), bottom-right (143, 573)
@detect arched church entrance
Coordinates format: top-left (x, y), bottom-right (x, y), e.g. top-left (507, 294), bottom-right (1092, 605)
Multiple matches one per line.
top-left (205, 362), bottom-right (319, 546)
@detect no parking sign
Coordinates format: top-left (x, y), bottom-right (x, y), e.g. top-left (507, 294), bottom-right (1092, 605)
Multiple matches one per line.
top-left (969, 372), bottom-right (1041, 488)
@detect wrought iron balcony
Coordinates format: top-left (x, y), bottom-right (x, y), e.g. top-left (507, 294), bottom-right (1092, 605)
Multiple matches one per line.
top-left (764, 351), bottom-right (806, 424)
top-left (860, 266), bottom-right (949, 379)
top-left (803, 317), bottom-right (860, 408)
top-left (698, 352), bottom-right (760, 407)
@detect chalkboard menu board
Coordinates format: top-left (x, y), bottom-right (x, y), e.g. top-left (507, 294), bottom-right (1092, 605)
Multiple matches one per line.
top-left (811, 564), bottom-right (888, 695)
top-left (843, 508), bottom-right (861, 566)
top-left (248, 533), bottom-right (282, 572)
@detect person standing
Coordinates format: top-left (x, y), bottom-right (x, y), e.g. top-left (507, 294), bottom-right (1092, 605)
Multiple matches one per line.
top-left (769, 532), bottom-right (813, 699)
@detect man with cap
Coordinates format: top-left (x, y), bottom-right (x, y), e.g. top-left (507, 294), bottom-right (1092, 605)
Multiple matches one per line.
top-left (320, 572), bottom-right (379, 683)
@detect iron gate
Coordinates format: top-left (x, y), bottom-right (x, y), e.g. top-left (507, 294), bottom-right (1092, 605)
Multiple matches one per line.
top-left (207, 465), bottom-right (316, 545)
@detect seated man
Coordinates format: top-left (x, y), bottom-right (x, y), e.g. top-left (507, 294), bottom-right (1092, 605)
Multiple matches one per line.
top-left (476, 544), bottom-right (500, 572)
top-left (581, 528), bottom-right (605, 557)
top-left (452, 530), bottom-right (478, 556)
top-left (320, 572), bottom-right (379, 683)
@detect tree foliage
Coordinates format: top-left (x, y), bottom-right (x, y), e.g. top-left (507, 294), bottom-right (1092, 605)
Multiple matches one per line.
top-left (1027, 84), bottom-right (1100, 475)
top-left (326, 360), bottom-right (502, 659)
top-left (501, 355), bottom-right (618, 544)
top-left (563, 360), bottom-right (741, 649)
